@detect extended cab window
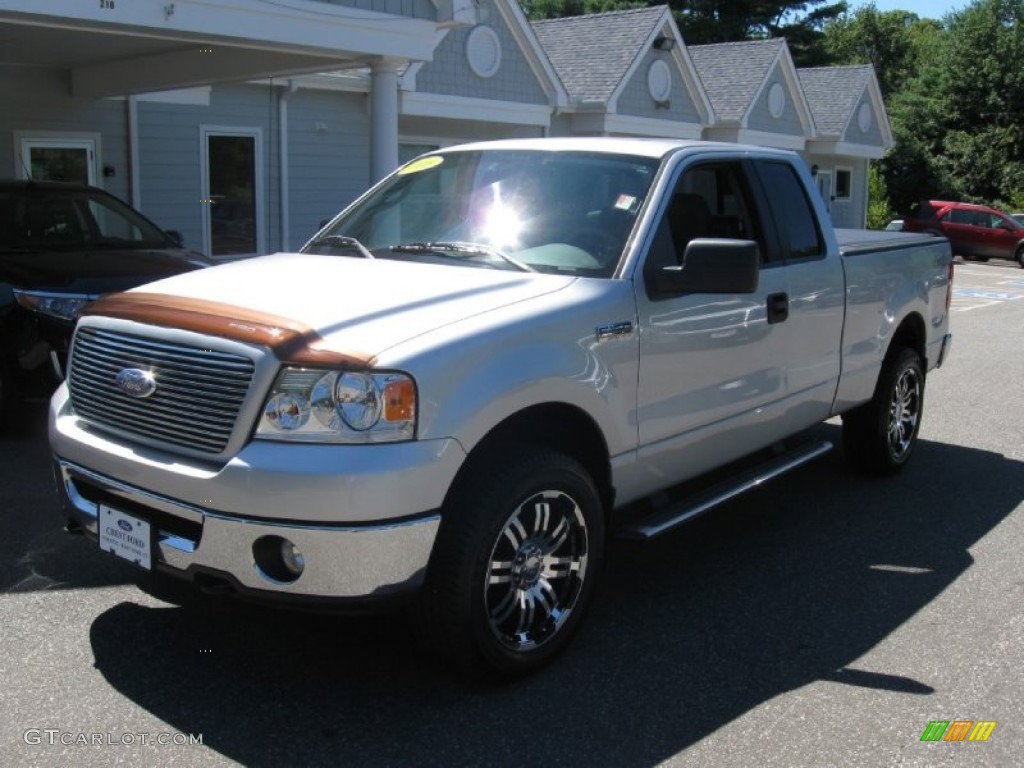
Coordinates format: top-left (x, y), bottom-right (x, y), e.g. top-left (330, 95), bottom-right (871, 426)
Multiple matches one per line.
top-left (755, 161), bottom-right (825, 261)
top-left (643, 162), bottom-right (764, 296)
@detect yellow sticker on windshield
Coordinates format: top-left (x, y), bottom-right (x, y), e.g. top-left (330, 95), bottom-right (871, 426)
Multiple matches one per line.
top-left (398, 156), bottom-right (444, 175)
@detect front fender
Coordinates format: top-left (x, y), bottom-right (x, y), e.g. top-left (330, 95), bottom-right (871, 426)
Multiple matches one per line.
top-left (381, 279), bottom-right (641, 460)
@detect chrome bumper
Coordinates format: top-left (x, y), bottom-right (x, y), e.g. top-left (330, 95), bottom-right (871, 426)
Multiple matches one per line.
top-left (56, 460), bottom-right (440, 602)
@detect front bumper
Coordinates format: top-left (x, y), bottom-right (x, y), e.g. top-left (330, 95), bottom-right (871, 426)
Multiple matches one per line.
top-left (49, 384), bottom-right (462, 606)
top-left (56, 459), bottom-right (441, 604)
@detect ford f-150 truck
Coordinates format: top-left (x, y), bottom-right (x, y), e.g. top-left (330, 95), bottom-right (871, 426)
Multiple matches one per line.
top-left (49, 138), bottom-right (953, 679)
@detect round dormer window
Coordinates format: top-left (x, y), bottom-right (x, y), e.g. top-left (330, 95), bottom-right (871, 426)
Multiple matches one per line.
top-left (647, 60), bottom-right (672, 102)
top-left (858, 103), bottom-right (873, 133)
top-left (768, 83), bottom-right (786, 118)
top-left (466, 26), bottom-right (502, 79)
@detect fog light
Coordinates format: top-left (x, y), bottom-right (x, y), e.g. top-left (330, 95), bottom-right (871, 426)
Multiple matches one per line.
top-left (281, 540), bottom-right (305, 577)
top-left (252, 535), bottom-right (305, 584)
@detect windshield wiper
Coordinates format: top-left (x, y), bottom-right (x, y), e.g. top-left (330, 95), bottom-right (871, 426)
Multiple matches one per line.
top-left (390, 241), bottom-right (535, 273)
top-left (306, 234), bottom-right (375, 259)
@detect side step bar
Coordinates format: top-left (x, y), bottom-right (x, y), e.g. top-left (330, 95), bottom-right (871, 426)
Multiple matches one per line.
top-left (615, 440), bottom-right (833, 541)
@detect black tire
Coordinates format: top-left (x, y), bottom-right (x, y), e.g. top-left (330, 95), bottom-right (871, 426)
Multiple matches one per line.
top-left (417, 446), bottom-right (604, 681)
top-left (1015, 244), bottom-right (1024, 268)
top-left (843, 347), bottom-right (925, 475)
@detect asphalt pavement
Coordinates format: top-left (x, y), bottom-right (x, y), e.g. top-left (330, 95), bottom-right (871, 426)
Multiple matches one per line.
top-left (1, 258), bottom-right (1021, 767)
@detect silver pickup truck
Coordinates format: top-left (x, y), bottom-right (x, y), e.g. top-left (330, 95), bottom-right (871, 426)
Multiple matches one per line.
top-left (50, 138), bottom-right (952, 678)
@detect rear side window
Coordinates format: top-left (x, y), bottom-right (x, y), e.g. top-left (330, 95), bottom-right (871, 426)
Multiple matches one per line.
top-left (946, 208), bottom-right (975, 225)
top-left (754, 161), bottom-right (824, 261)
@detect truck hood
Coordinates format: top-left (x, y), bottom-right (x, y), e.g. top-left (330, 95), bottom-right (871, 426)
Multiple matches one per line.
top-left (110, 252), bottom-right (577, 360)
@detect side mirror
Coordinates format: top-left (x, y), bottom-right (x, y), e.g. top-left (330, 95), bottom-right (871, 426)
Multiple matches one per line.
top-left (654, 238), bottom-right (760, 296)
top-left (165, 229), bottom-right (184, 248)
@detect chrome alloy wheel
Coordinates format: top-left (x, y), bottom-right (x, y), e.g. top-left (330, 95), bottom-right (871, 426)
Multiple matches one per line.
top-left (484, 490), bottom-right (589, 651)
top-left (888, 366), bottom-right (921, 460)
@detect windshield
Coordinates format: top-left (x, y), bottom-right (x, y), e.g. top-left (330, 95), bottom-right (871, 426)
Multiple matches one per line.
top-left (303, 149), bottom-right (659, 277)
top-left (0, 186), bottom-right (170, 251)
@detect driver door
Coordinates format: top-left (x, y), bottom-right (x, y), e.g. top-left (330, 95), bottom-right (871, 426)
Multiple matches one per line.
top-left (633, 159), bottom-right (793, 487)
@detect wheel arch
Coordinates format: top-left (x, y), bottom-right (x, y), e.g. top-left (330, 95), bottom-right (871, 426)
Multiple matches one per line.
top-left (888, 311), bottom-right (927, 367)
top-left (446, 402), bottom-right (614, 516)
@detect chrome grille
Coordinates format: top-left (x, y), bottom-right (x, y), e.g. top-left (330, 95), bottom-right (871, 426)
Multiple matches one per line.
top-left (68, 327), bottom-right (255, 454)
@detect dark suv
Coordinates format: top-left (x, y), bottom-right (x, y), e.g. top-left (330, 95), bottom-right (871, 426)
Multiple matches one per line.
top-left (903, 200), bottom-right (1024, 267)
top-left (1, 180), bottom-right (215, 424)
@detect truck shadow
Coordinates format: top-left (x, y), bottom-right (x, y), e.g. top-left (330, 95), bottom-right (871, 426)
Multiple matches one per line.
top-left (84, 426), bottom-right (1023, 766)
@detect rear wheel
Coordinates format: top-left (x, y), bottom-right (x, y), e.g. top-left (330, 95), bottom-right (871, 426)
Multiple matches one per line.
top-left (843, 347), bottom-right (925, 475)
top-left (1015, 244), bottom-right (1024, 268)
top-left (418, 447), bottom-right (604, 680)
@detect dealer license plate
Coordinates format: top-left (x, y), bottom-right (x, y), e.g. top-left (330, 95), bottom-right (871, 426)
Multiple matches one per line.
top-left (98, 504), bottom-right (152, 571)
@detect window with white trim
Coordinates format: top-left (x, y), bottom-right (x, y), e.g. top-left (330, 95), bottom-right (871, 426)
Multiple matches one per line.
top-left (16, 134), bottom-right (99, 185)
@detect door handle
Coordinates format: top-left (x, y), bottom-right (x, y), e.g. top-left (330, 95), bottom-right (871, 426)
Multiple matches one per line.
top-left (767, 292), bottom-right (789, 324)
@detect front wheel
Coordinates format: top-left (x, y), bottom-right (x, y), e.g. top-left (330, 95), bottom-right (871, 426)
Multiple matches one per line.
top-left (417, 447), bottom-right (604, 680)
top-left (1015, 244), bottom-right (1024, 268)
top-left (843, 347), bottom-right (925, 475)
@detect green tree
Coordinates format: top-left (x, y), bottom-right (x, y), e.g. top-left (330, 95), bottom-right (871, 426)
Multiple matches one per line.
top-left (932, 0), bottom-right (1024, 205)
top-left (880, 0), bottom-right (1024, 210)
top-left (521, 0), bottom-right (642, 18)
top-left (822, 4), bottom-right (942, 97)
top-left (866, 163), bottom-right (894, 229)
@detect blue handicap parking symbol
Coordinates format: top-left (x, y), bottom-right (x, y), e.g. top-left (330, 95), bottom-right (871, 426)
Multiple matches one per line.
top-left (953, 289), bottom-right (1023, 300)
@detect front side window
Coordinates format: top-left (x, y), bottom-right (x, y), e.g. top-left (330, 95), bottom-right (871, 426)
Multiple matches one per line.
top-left (643, 161), bottom-right (764, 290)
top-left (303, 149), bottom-right (659, 277)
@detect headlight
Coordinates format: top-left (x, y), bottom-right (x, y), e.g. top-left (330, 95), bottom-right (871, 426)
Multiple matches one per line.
top-left (13, 290), bottom-right (96, 321)
top-left (256, 367), bottom-right (416, 443)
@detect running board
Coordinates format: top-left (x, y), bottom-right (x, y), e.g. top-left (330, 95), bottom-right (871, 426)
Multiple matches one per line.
top-left (615, 440), bottom-right (833, 541)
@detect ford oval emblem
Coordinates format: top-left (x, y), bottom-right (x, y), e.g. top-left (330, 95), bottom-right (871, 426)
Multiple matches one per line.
top-left (115, 368), bottom-right (157, 398)
top-left (117, 520), bottom-right (133, 532)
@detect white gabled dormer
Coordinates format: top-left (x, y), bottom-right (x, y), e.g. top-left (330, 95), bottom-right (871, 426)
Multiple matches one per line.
top-left (690, 38), bottom-right (815, 150)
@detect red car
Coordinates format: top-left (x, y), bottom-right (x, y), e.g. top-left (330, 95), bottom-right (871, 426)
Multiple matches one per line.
top-left (903, 200), bottom-right (1024, 267)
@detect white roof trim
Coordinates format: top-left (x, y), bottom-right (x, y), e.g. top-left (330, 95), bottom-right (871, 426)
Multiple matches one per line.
top-left (401, 91), bottom-right (552, 126)
top-left (806, 139), bottom-right (886, 160)
top-left (570, 111), bottom-right (703, 139)
top-left (250, 72), bottom-right (369, 93)
top-left (704, 126), bottom-right (807, 151)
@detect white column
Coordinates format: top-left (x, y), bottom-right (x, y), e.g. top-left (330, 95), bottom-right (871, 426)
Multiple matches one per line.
top-left (127, 95), bottom-right (141, 209)
top-left (370, 59), bottom-right (400, 183)
top-left (279, 80), bottom-right (296, 251)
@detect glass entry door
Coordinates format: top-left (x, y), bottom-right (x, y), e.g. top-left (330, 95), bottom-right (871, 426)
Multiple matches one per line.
top-left (202, 129), bottom-right (262, 257)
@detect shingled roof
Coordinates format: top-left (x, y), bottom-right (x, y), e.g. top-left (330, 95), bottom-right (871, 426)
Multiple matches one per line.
top-left (798, 65), bottom-right (874, 136)
top-left (532, 6), bottom-right (668, 104)
top-left (688, 38), bottom-right (787, 123)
